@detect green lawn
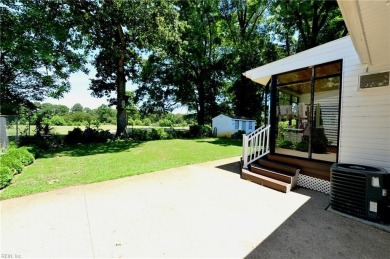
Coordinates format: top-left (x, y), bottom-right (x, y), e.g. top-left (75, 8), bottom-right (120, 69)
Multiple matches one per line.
top-left (0, 138), bottom-right (241, 200)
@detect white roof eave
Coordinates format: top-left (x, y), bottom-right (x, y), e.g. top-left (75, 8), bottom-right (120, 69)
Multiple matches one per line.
top-left (243, 37), bottom-right (352, 85)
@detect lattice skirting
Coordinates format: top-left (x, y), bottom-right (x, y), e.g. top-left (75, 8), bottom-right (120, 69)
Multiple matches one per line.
top-left (297, 174), bottom-right (330, 194)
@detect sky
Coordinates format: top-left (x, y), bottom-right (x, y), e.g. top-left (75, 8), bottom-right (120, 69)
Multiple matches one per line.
top-left (44, 69), bottom-right (113, 109)
top-left (44, 69), bottom-right (188, 113)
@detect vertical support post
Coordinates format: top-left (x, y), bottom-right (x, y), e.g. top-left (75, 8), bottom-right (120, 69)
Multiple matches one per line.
top-left (289, 94), bottom-right (293, 127)
top-left (266, 125), bottom-right (270, 153)
top-left (265, 81), bottom-right (270, 126)
top-left (308, 66), bottom-right (316, 159)
top-left (269, 75), bottom-right (277, 154)
top-left (242, 134), bottom-right (248, 168)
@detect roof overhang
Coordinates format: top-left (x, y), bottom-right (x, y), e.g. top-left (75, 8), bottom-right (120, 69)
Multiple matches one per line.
top-left (243, 37), bottom-right (352, 85)
top-left (336, 0), bottom-right (390, 68)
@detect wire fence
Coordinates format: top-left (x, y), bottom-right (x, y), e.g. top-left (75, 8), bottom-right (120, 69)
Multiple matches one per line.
top-left (0, 115), bottom-right (21, 152)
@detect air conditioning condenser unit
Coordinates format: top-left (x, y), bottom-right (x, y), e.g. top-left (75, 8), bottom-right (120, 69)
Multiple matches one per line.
top-left (331, 163), bottom-right (390, 223)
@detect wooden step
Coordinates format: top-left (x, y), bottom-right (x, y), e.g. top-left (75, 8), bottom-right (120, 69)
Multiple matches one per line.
top-left (266, 154), bottom-right (332, 181)
top-left (257, 159), bottom-right (300, 176)
top-left (241, 169), bottom-right (291, 193)
top-left (249, 164), bottom-right (294, 184)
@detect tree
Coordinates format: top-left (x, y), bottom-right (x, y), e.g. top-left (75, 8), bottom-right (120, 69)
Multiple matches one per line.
top-left (269, 0), bottom-right (347, 53)
top-left (71, 103), bottom-right (84, 113)
top-left (0, 1), bottom-right (87, 115)
top-left (53, 105), bottom-right (70, 116)
top-left (69, 0), bottom-right (181, 136)
top-left (95, 104), bottom-right (116, 124)
top-left (218, 0), bottom-right (278, 123)
top-left (125, 91), bottom-right (140, 122)
top-left (138, 0), bottom-right (227, 125)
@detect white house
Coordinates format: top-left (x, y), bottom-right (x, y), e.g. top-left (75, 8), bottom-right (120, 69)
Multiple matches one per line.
top-left (212, 114), bottom-right (256, 137)
top-left (240, 0), bottom-right (389, 194)
top-left (242, 1), bottom-right (390, 172)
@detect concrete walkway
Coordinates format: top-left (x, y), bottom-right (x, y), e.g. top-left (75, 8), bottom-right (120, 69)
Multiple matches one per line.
top-left (1, 157), bottom-right (389, 258)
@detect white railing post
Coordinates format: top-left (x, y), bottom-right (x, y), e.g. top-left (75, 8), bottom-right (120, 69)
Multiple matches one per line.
top-left (242, 124), bottom-right (271, 168)
top-left (242, 134), bottom-right (249, 168)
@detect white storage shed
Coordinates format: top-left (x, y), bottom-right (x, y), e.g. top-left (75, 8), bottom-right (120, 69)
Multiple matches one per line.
top-left (212, 114), bottom-right (256, 137)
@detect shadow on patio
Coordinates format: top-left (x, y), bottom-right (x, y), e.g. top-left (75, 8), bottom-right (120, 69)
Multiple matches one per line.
top-left (245, 187), bottom-right (390, 258)
top-left (216, 161), bottom-right (241, 175)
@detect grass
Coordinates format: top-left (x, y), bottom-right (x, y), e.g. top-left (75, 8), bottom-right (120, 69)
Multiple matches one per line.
top-left (0, 138), bottom-right (242, 200)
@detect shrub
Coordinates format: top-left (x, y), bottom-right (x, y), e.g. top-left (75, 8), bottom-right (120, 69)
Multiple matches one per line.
top-left (312, 128), bottom-right (328, 153)
top-left (131, 129), bottom-right (149, 141)
top-left (0, 154), bottom-right (23, 175)
top-left (0, 147), bottom-right (35, 189)
top-left (0, 166), bottom-right (13, 189)
top-left (167, 129), bottom-right (190, 139)
top-left (7, 148), bottom-right (35, 166)
top-left (64, 127), bottom-right (83, 145)
top-left (159, 119), bottom-right (173, 127)
top-left (143, 118), bottom-right (151, 126)
top-left (134, 119), bottom-right (143, 126)
top-left (64, 127), bottom-right (113, 145)
top-left (189, 125), bottom-right (212, 138)
top-left (231, 130), bottom-right (246, 139)
top-left (150, 128), bottom-right (168, 140)
top-left (295, 129), bottom-right (328, 153)
top-left (278, 140), bottom-right (295, 149)
top-left (296, 139), bottom-right (309, 152)
top-left (83, 127), bottom-right (113, 143)
top-left (50, 115), bottom-right (66, 126)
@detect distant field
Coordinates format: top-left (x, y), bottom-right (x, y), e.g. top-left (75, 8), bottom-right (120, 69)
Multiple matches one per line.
top-left (6, 125), bottom-right (189, 136)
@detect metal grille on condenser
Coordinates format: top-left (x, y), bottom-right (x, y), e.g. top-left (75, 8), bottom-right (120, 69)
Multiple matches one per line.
top-left (297, 174), bottom-right (330, 194)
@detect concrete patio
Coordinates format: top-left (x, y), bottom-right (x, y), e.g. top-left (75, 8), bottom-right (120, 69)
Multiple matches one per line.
top-left (1, 157), bottom-right (389, 258)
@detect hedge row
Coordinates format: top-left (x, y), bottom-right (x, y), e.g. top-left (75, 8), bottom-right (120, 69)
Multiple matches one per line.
top-left (0, 147), bottom-right (35, 189)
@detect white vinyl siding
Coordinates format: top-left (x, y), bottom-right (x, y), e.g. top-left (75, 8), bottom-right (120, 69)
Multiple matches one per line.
top-left (212, 114), bottom-right (256, 137)
top-left (338, 38), bottom-right (390, 171)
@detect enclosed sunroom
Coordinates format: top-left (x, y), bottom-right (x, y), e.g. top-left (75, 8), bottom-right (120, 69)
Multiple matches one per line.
top-left (241, 33), bottom-right (389, 193)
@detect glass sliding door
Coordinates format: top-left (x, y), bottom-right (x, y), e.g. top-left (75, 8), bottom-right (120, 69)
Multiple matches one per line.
top-left (272, 60), bottom-right (342, 162)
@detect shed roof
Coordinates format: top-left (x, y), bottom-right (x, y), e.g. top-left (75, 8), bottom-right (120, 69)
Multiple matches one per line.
top-left (212, 114), bottom-right (255, 121)
top-left (232, 116), bottom-right (255, 121)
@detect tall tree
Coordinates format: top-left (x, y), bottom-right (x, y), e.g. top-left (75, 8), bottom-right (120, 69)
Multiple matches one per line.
top-left (219, 0), bottom-right (278, 123)
top-left (138, 0), bottom-right (227, 125)
top-left (71, 103), bottom-right (84, 113)
top-left (0, 1), bottom-right (87, 115)
top-left (269, 0), bottom-right (347, 53)
top-left (70, 0), bottom-right (181, 136)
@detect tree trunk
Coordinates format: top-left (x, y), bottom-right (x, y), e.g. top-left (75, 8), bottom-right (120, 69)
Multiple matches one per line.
top-left (197, 81), bottom-right (206, 125)
top-left (116, 24), bottom-right (127, 137)
top-left (116, 57), bottom-right (127, 137)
